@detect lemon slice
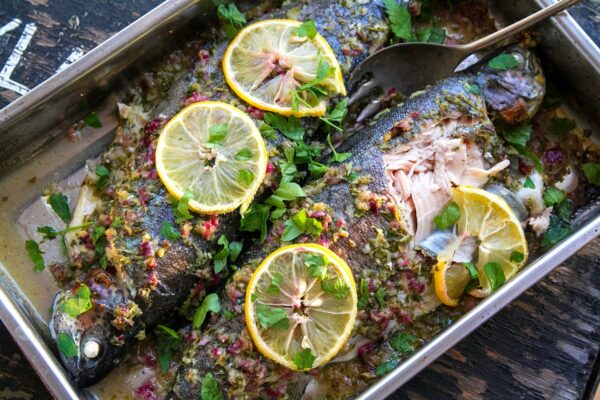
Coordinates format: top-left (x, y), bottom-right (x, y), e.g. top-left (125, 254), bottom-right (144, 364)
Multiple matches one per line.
top-left (156, 101), bottom-right (267, 215)
top-left (245, 244), bottom-right (357, 370)
top-left (448, 186), bottom-right (528, 299)
top-left (223, 19), bottom-right (346, 117)
top-left (433, 260), bottom-right (471, 307)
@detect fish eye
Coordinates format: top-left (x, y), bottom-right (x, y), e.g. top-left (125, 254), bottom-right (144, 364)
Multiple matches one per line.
top-left (82, 338), bottom-right (102, 359)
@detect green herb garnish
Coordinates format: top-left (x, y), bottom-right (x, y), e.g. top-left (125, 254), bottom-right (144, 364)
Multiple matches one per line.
top-left (293, 348), bottom-right (317, 370)
top-left (488, 53), bottom-right (519, 70)
top-left (48, 193), bottom-right (72, 223)
top-left (383, 0), bottom-right (412, 41)
top-left (255, 304), bottom-right (289, 329)
top-left (83, 112), bottom-right (102, 128)
top-left (192, 293), bottom-right (221, 329)
top-left (25, 240), bottom-right (45, 271)
top-left (483, 262), bottom-right (506, 291)
top-left (206, 123), bottom-right (228, 148)
top-left (433, 202), bottom-right (460, 230)
top-left (159, 221), bottom-right (181, 240)
top-left (57, 333), bottom-right (78, 357)
top-left (201, 372), bottom-right (223, 400)
top-left (294, 20), bottom-right (317, 39)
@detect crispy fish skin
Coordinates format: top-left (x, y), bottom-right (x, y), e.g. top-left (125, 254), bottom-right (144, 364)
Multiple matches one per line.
top-left (50, 0), bottom-right (389, 388)
top-left (170, 46), bottom-right (545, 399)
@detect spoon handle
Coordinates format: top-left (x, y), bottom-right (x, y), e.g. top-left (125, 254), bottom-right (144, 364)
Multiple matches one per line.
top-left (460, 0), bottom-right (582, 53)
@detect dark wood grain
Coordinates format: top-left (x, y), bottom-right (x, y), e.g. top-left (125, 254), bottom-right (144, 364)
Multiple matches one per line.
top-left (1, 1), bottom-right (600, 399)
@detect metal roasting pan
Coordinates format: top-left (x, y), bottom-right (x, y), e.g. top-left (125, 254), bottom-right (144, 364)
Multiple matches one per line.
top-left (0, 0), bottom-right (599, 399)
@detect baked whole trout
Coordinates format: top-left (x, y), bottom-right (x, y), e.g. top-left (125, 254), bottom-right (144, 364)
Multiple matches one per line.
top-left (50, 0), bottom-right (389, 387)
top-left (170, 45), bottom-right (545, 399)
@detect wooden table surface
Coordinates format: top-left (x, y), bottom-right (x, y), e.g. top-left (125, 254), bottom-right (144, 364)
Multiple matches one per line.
top-left (1, 1), bottom-right (600, 399)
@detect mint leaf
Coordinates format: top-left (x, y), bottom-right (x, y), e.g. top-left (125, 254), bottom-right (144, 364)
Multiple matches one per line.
top-left (48, 193), bottom-right (72, 223)
top-left (294, 20), bottom-right (317, 39)
top-left (523, 176), bottom-right (535, 189)
top-left (60, 284), bottom-right (92, 318)
top-left (503, 124), bottom-right (531, 147)
top-left (25, 240), bottom-right (44, 271)
top-left (160, 221), bottom-right (181, 240)
top-left (235, 148), bottom-right (253, 161)
top-left (543, 187), bottom-right (566, 207)
top-left (192, 293), bottom-right (221, 329)
top-left (488, 53), bottom-right (519, 70)
top-left (293, 348), bottom-right (317, 370)
top-left (383, 0), bottom-right (412, 41)
top-left (390, 332), bottom-right (417, 354)
top-left (256, 304), bottom-right (289, 329)
top-left (483, 262), bottom-right (506, 291)
top-left (57, 333), bottom-right (78, 357)
top-left (549, 117), bottom-right (576, 136)
top-left (84, 112), bottom-right (102, 128)
top-left (264, 113), bottom-right (304, 141)
top-left (237, 169), bottom-right (254, 186)
top-left (582, 163), bottom-right (600, 187)
top-left (206, 123), bottom-right (228, 148)
top-left (201, 372), bottom-right (223, 400)
top-left (433, 202), bottom-right (460, 230)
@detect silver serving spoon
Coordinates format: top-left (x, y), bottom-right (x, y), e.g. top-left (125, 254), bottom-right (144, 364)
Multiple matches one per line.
top-left (348, 0), bottom-right (581, 122)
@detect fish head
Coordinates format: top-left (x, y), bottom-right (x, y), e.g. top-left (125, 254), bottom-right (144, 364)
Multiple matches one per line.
top-left (50, 268), bottom-right (132, 387)
top-left (476, 45), bottom-right (545, 124)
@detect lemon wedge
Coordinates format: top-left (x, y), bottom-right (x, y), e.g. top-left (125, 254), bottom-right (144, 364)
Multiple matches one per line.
top-left (156, 101), bottom-right (267, 215)
top-left (245, 244), bottom-right (357, 370)
top-left (223, 19), bottom-right (346, 117)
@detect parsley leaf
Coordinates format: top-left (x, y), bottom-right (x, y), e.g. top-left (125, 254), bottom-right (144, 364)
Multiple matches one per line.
top-left (264, 113), bottom-right (304, 141)
top-left (259, 123), bottom-right (277, 140)
top-left (48, 193), bottom-right (72, 223)
top-left (281, 209), bottom-right (323, 241)
top-left (156, 325), bottom-right (181, 372)
top-left (25, 240), bottom-right (45, 271)
top-left (217, 3), bottom-right (246, 40)
top-left (327, 133), bottom-right (352, 164)
top-left (383, 0), bottom-right (413, 41)
top-left (201, 372), bottom-right (223, 400)
top-left (256, 304), bottom-right (289, 329)
top-left (272, 182), bottom-right (305, 200)
top-left (582, 163), bottom-right (600, 187)
top-left (192, 293), bottom-right (221, 329)
top-left (235, 148), bottom-right (253, 161)
top-left (160, 221), bottom-right (181, 240)
top-left (95, 165), bottom-right (110, 189)
top-left (57, 333), bottom-right (78, 358)
top-left (267, 272), bottom-right (283, 294)
top-left (416, 26), bottom-right (446, 43)
top-left (206, 123), bottom-right (228, 148)
top-left (548, 117), bottom-right (576, 136)
top-left (237, 169), bottom-right (254, 186)
top-left (523, 176), bottom-right (535, 189)
top-left (503, 124), bottom-right (531, 147)
top-left (390, 332), bottom-right (417, 354)
top-left (433, 202), bottom-right (460, 230)
top-left (321, 277), bottom-right (350, 299)
top-left (483, 262), bottom-right (506, 291)
top-left (173, 189), bottom-right (194, 223)
top-left (294, 348), bottom-right (317, 370)
top-left (488, 53), bottom-right (519, 70)
top-left (543, 187), bottom-right (566, 207)
top-left (83, 112), bottom-right (102, 128)
top-left (213, 235), bottom-right (243, 273)
top-left (60, 284), bottom-right (93, 318)
top-left (294, 20), bottom-right (317, 39)
top-left (37, 226), bottom-right (59, 240)
top-left (241, 203), bottom-right (270, 242)
top-left (320, 98), bottom-right (349, 132)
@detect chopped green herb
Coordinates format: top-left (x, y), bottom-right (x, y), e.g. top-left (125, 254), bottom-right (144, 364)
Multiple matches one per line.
top-left (468, 83), bottom-right (480, 95)
top-left (25, 240), bottom-right (44, 271)
top-left (488, 53), bottom-right (519, 70)
top-left (357, 278), bottom-right (370, 309)
top-left (309, 161), bottom-right (329, 178)
top-left (259, 123), bottom-right (277, 140)
top-left (541, 215), bottom-right (572, 247)
top-left (433, 202), bottom-right (460, 230)
top-left (206, 123), bottom-right (228, 148)
top-left (320, 98), bottom-right (349, 132)
top-left (291, 59), bottom-right (333, 111)
top-left (95, 165), bottom-right (110, 189)
top-left (374, 288), bottom-right (386, 308)
top-left (201, 372), bottom-right (223, 400)
top-left (503, 124), bottom-right (531, 147)
top-left (543, 187), bottom-right (566, 207)
top-left (305, 253), bottom-right (328, 280)
top-left (556, 199), bottom-right (573, 221)
top-left (281, 209), bottom-right (323, 241)
top-left (37, 226), bottom-right (59, 240)
top-left (272, 182), bottom-right (305, 200)
top-left (483, 262), bottom-right (506, 291)
top-left (241, 203), bottom-right (270, 242)
top-left (92, 226), bottom-right (105, 245)
top-left (60, 284), bottom-right (93, 318)
top-left (293, 348), bottom-right (317, 370)
top-left (267, 272), bottom-right (283, 294)
top-left (327, 133), bottom-right (352, 163)
top-left (383, 0), bottom-right (412, 41)
top-left (416, 26), bottom-right (445, 43)
top-left (390, 332), bottom-right (417, 354)
top-left (159, 221), bottom-right (181, 240)
top-left (264, 113), bottom-right (304, 141)
top-left (523, 176), bottom-right (535, 189)
top-left (513, 144), bottom-right (543, 173)
top-left (256, 304), bottom-right (289, 330)
top-left (235, 148), bottom-right (253, 161)
top-left (375, 358), bottom-right (399, 376)
top-left (463, 262), bottom-right (479, 280)
top-left (237, 169), bottom-right (254, 186)
top-left (270, 207), bottom-right (286, 220)
top-left (510, 251), bottom-right (524, 263)
top-left (321, 277), bottom-right (350, 299)
top-left (173, 189), bottom-right (194, 223)
top-left (213, 235), bottom-right (243, 273)
top-left (192, 293), bottom-right (221, 329)
top-left (548, 117), bottom-right (576, 136)
top-left (217, 3), bottom-right (246, 40)
top-left (156, 324), bottom-right (181, 372)
top-left (223, 310), bottom-right (235, 320)
top-left (294, 20), bottom-right (317, 39)
top-left (48, 193), bottom-right (72, 224)
top-left (57, 333), bottom-right (78, 357)
top-left (112, 217), bottom-right (122, 228)
top-left (83, 112), bottom-right (102, 128)
top-left (582, 163), bottom-right (600, 187)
